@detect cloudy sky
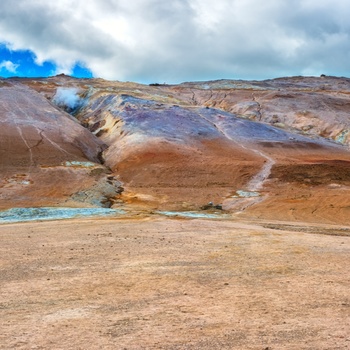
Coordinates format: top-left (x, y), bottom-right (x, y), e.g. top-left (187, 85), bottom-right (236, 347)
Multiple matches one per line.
top-left (0, 0), bottom-right (349, 83)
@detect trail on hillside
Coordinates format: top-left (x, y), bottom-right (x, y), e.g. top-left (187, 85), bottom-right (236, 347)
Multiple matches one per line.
top-left (196, 109), bottom-right (275, 211)
top-left (245, 150), bottom-right (275, 191)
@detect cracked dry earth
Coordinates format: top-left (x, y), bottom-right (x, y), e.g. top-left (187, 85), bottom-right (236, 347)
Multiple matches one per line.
top-left (1, 217), bottom-right (349, 350)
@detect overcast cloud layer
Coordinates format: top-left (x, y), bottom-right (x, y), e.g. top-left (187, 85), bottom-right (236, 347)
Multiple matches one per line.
top-left (0, 0), bottom-right (349, 83)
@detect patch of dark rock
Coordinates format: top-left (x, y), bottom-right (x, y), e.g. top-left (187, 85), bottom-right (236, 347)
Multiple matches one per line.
top-left (269, 163), bottom-right (350, 185)
top-left (95, 129), bottom-right (108, 137)
top-left (259, 141), bottom-right (325, 150)
top-left (97, 150), bottom-right (106, 165)
top-left (89, 167), bottom-right (109, 177)
top-left (100, 198), bottom-right (113, 208)
top-left (90, 120), bottom-right (106, 132)
top-left (149, 83), bottom-right (167, 86)
top-left (274, 93), bottom-right (296, 98)
top-left (201, 202), bottom-right (223, 210)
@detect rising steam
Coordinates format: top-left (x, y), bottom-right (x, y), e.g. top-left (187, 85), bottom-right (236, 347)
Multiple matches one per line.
top-left (53, 87), bottom-right (82, 112)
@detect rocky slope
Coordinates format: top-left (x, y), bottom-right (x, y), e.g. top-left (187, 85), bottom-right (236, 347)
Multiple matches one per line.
top-left (171, 76), bottom-right (350, 147)
top-left (1, 75), bottom-right (350, 224)
top-left (0, 79), bottom-right (122, 209)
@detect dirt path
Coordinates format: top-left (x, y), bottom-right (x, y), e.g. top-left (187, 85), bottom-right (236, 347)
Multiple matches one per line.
top-left (221, 148), bottom-right (275, 213)
top-left (246, 150), bottom-right (275, 191)
top-left (1, 217), bottom-right (349, 349)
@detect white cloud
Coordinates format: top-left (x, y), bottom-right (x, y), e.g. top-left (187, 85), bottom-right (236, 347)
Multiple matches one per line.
top-left (0, 0), bottom-right (349, 83)
top-left (0, 60), bottom-right (19, 73)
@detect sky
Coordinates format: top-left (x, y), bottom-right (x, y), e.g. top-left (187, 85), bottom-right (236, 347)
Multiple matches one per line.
top-left (0, 0), bottom-right (349, 84)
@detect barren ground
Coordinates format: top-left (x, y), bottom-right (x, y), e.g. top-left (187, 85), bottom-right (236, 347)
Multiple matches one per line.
top-left (1, 216), bottom-right (349, 349)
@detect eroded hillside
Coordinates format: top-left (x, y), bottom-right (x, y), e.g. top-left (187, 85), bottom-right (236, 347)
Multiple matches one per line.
top-left (1, 75), bottom-right (350, 224)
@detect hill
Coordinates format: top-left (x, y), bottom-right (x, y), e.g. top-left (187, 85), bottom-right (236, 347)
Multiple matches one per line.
top-left (1, 75), bottom-right (349, 224)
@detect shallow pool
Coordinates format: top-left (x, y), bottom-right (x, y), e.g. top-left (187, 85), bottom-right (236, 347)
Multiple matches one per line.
top-left (0, 207), bottom-right (125, 224)
top-left (155, 211), bottom-right (230, 219)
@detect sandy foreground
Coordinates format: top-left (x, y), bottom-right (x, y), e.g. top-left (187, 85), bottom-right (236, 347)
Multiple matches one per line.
top-left (0, 216), bottom-right (349, 350)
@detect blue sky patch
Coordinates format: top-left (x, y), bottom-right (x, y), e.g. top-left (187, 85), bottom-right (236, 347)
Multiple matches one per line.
top-left (0, 44), bottom-right (93, 78)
